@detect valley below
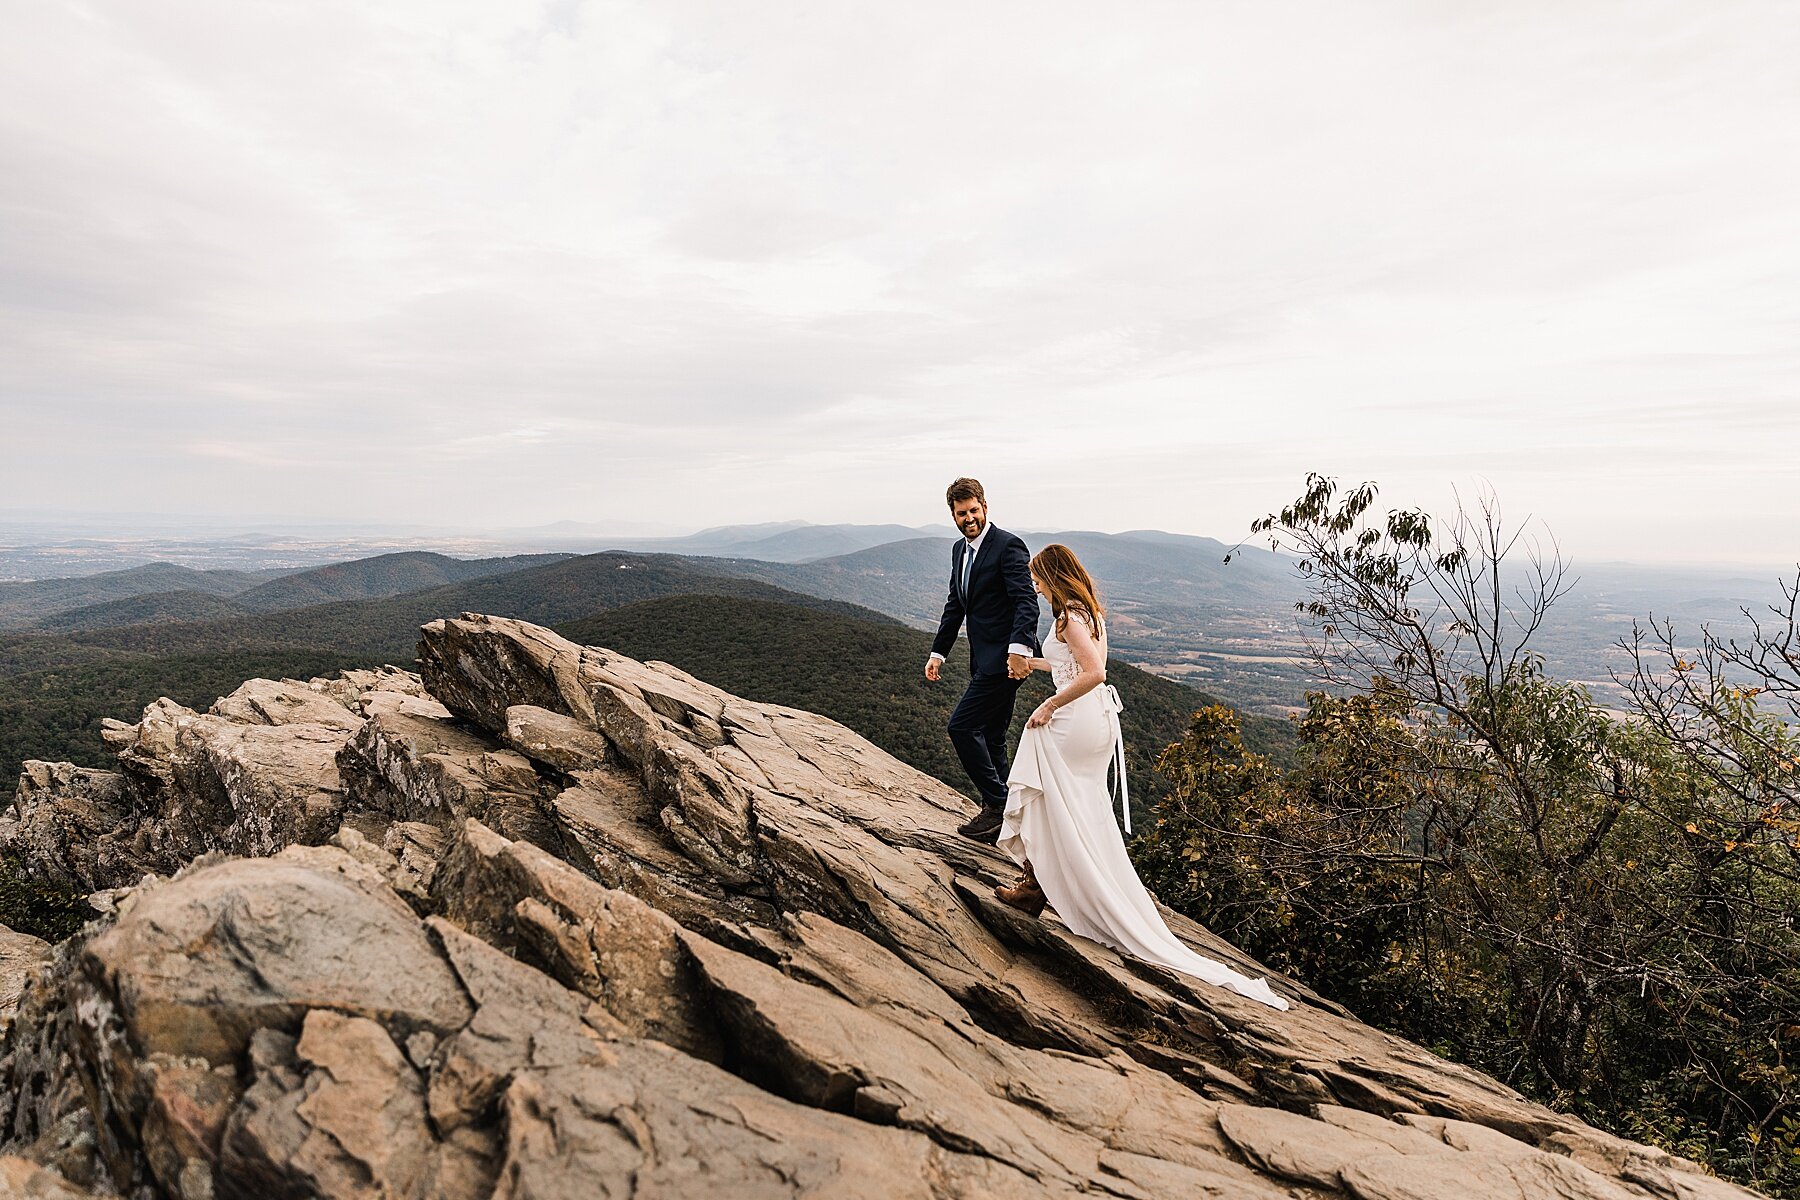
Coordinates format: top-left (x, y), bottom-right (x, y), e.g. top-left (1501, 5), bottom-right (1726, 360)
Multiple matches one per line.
top-left (0, 521), bottom-right (1778, 759)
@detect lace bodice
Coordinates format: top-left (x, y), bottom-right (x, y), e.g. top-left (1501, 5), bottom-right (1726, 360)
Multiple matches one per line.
top-left (1045, 613), bottom-right (1107, 689)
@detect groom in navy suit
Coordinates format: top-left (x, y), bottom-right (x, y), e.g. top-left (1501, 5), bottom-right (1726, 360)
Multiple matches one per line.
top-left (925, 477), bottom-right (1042, 844)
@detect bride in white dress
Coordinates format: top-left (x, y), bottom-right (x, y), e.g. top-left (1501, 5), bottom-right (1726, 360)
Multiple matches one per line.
top-left (995, 544), bottom-right (1290, 1012)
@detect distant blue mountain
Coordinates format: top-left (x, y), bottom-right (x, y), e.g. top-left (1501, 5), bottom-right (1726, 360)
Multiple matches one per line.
top-left (514, 521), bottom-right (944, 564)
top-left (646, 529), bottom-right (1299, 626)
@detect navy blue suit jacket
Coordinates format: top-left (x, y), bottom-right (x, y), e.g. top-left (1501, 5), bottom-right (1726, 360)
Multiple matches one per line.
top-left (931, 524), bottom-right (1041, 678)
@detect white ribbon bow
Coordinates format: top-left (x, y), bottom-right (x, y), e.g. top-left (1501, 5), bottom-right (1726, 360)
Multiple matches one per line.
top-left (1102, 684), bottom-right (1130, 833)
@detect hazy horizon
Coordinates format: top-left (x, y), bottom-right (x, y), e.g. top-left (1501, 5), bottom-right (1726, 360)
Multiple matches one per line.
top-left (2, 508), bottom-right (1795, 577)
top-left (5, 2), bottom-right (1797, 567)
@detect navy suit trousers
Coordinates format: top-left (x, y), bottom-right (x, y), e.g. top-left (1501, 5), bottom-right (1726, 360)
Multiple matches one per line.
top-left (947, 672), bottom-right (1024, 812)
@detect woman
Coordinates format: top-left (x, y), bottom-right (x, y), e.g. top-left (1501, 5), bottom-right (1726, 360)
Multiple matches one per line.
top-left (996, 544), bottom-right (1290, 1012)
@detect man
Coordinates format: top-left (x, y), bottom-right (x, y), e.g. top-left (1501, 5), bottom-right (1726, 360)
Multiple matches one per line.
top-left (925, 477), bottom-right (1041, 843)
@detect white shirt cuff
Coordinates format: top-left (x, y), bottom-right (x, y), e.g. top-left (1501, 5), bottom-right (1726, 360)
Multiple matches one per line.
top-left (928, 652), bottom-right (945, 662)
top-left (1008, 643), bottom-right (1033, 658)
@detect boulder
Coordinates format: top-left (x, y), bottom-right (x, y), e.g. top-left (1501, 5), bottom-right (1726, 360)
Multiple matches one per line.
top-left (0, 1157), bottom-right (101, 1198)
top-left (3, 844), bottom-right (1208, 1198)
top-left (500, 704), bottom-right (611, 774)
top-left (336, 707), bottom-right (560, 850)
top-left (0, 765), bottom-right (136, 893)
top-left (1, 668), bottom-right (428, 892)
top-left (208, 678), bottom-right (363, 732)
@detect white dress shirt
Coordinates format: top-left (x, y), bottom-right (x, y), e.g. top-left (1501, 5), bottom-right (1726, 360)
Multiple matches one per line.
top-left (930, 522), bottom-right (1035, 664)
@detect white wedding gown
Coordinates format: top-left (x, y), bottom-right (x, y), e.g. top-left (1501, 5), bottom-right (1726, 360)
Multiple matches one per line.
top-left (998, 618), bottom-right (1290, 1011)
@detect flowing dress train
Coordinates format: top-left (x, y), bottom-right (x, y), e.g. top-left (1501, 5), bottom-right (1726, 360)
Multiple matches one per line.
top-left (998, 619), bottom-right (1290, 1011)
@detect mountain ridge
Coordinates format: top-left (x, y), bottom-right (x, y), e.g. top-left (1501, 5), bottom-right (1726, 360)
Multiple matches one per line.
top-left (0, 562), bottom-right (279, 629)
top-left (56, 552), bottom-right (901, 660)
top-left (0, 561), bottom-right (915, 789)
top-left (25, 589), bottom-right (253, 633)
top-left (230, 550), bottom-right (575, 612)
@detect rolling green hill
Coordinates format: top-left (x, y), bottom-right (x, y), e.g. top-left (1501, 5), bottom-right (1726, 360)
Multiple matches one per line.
top-left (0, 556), bottom-right (905, 787)
top-left (29, 589), bottom-right (253, 633)
top-left (0, 647), bottom-right (372, 783)
top-left (231, 551), bottom-right (572, 612)
top-left (59, 553), bottom-right (898, 661)
top-left (6, 552), bottom-right (576, 634)
top-left (0, 585), bottom-right (1291, 825)
top-left (0, 633), bottom-right (121, 679)
top-left (0, 563), bottom-right (276, 629)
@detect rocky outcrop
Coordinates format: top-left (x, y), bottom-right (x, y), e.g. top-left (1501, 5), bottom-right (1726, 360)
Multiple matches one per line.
top-left (0, 673), bottom-right (426, 897)
top-left (0, 927), bottom-right (48, 1039)
top-left (0, 766), bottom-right (136, 896)
top-left (0, 613), bottom-right (1755, 1199)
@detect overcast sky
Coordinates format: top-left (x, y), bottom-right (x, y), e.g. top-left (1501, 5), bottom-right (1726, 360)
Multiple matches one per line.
top-left (3, 1), bottom-right (1797, 564)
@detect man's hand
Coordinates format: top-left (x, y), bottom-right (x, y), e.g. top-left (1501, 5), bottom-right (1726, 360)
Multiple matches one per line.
top-left (924, 657), bottom-right (942, 682)
top-left (1008, 653), bottom-right (1030, 680)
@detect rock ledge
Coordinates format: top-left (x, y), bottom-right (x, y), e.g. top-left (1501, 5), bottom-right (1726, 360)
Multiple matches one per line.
top-left (0, 614), bottom-right (1753, 1199)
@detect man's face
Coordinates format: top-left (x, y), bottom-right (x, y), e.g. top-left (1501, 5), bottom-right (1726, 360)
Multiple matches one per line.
top-left (951, 497), bottom-right (987, 540)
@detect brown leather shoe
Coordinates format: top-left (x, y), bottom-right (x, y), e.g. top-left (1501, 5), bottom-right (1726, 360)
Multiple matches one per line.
top-left (957, 809), bottom-right (1003, 844)
top-left (994, 861), bottom-right (1047, 918)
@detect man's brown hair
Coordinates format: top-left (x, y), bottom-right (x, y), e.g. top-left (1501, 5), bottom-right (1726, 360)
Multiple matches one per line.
top-left (946, 477), bottom-right (986, 508)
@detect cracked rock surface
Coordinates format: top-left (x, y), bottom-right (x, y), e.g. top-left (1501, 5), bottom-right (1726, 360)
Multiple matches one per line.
top-left (0, 612), bottom-right (1757, 1198)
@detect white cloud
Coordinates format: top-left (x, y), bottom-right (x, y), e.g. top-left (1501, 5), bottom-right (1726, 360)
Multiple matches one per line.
top-left (1, 0), bottom-right (1796, 564)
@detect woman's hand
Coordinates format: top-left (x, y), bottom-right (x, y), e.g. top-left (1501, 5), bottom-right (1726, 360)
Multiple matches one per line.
top-left (1026, 700), bottom-right (1057, 728)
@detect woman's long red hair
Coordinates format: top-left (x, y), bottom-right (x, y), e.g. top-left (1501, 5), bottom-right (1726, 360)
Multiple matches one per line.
top-left (1030, 543), bottom-right (1105, 639)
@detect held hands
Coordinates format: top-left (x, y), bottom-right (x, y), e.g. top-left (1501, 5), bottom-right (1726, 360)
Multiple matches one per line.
top-left (1007, 652), bottom-right (1031, 680)
top-left (1026, 699), bottom-right (1057, 728)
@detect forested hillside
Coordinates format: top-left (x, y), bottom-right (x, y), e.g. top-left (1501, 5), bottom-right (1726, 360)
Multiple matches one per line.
top-left (0, 558), bottom-right (904, 786)
top-left (56, 553), bottom-right (891, 659)
top-left (27, 589), bottom-right (253, 633)
top-left (0, 648), bottom-right (374, 780)
top-left (558, 593), bottom-right (1295, 817)
top-left (0, 586), bottom-right (1289, 821)
top-left (0, 563), bottom-right (277, 628)
top-left (229, 550), bottom-right (572, 612)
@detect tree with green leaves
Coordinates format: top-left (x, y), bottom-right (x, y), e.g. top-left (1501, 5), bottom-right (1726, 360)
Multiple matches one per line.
top-left (1140, 475), bottom-right (1800, 1194)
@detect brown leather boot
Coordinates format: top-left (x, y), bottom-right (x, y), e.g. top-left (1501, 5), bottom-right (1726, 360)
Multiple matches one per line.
top-left (994, 861), bottom-right (1047, 918)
